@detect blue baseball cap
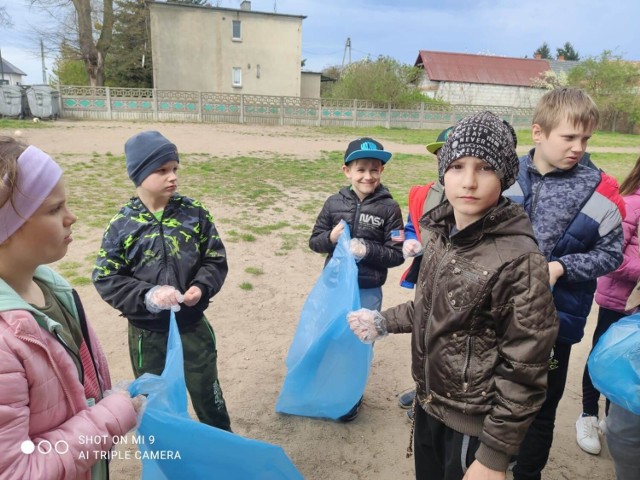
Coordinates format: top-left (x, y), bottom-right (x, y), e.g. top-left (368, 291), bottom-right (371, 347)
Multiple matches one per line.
top-left (344, 137), bottom-right (392, 164)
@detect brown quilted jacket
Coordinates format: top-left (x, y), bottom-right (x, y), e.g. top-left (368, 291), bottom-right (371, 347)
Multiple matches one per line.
top-left (382, 198), bottom-right (558, 471)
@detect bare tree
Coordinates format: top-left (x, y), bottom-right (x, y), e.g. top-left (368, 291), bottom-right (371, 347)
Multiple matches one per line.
top-left (0, 6), bottom-right (12, 28)
top-left (28, 0), bottom-right (114, 86)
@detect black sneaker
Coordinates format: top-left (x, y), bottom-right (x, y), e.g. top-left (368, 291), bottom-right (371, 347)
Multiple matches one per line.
top-left (339, 397), bottom-right (363, 422)
top-left (397, 388), bottom-right (416, 409)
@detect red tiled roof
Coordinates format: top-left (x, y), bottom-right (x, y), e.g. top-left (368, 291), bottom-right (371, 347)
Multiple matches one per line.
top-left (415, 50), bottom-right (550, 87)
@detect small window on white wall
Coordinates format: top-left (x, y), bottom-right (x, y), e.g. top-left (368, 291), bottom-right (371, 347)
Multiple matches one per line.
top-left (232, 68), bottom-right (242, 87)
top-left (232, 20), bottom-right (241, 40)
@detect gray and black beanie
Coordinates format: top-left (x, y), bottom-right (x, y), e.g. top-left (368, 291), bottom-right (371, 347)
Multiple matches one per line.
top-left (125, 131), bottom-right (179, 186)
top-left (438, 111), bottom-right (519, 191)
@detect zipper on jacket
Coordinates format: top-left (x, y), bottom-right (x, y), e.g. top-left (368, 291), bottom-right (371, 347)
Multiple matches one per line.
top-left (462, 336), bottom-right (474, 392)
top-left (424, 238), bottom-right (452, 397)
top-left (54, 331), bottom-right (84, 385)
top-left (530, 175), bottom-right (545, 221)
top-left (352, 199), bottom-right (363, 238)
top-left (137, 332), bottom-right (144, 369)
top-left (141, 201), bottom-right (174, 286)
top-left (157, 210), bottom-right (173, 286)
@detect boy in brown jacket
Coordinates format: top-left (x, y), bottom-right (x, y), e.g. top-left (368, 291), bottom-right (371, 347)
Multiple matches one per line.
top-left (348, 111), bottom-right (558, 479)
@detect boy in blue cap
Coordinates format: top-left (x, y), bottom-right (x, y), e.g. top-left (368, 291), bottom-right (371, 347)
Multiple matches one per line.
top-left (93, 130), bottom-right (232, 431)
top-left (309, 137), bottom-right (404, 421)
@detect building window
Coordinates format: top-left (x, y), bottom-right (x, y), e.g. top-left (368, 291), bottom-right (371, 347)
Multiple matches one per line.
top-left (232, 20), bottom-right (241, 40)
top-left (232, 68), bottom-right (242, 87)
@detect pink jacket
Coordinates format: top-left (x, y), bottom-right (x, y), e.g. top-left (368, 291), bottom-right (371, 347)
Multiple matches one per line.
top-left (595, 188), bottom-right (640, 313)
top-left (0, 282), bottom-right (136, 479)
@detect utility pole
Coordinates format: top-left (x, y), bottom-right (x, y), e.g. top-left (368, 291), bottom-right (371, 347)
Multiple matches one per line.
top-left (341, 37), bottom-right (351, 69)
top-left (41, 39), bottom-right (46, 84)
top-left (273, 1), bottom-right (277, 12)
top-left (0, 48), bottom-right (4, 84)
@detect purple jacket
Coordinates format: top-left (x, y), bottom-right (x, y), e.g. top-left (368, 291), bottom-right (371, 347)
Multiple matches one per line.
top-left (595, 188), bottom-right (640, 313)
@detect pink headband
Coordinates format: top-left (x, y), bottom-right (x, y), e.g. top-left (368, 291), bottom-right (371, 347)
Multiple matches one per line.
top-left (0, 146), bottom-right (63, 243)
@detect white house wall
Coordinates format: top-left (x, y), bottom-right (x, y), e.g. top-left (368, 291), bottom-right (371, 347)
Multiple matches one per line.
top-left (419, 77), bottom-right (546, 108)
top-left (149, 3), bottom-right (303, 97)
top-left (300, 72), bottom-right (321, 98)
top-left (1, 73), bottom-right (25, 86)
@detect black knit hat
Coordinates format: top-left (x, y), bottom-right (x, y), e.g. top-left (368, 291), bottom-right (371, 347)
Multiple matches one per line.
top-left (125, 131), bottom-right (179, 186)
top-left (438, 111), bottom-right (519, 191)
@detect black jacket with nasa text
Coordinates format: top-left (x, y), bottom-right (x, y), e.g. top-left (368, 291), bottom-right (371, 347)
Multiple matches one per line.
top-left (309, 185), bottom-right (404, 289)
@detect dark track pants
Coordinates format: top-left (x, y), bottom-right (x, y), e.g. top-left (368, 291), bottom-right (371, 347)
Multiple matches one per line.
top-left (582, 307), bottom-right (624, 416)
top-left (513, 342), bottom-right (572, 480)
top-left (128, 317), bottom-right (231, 431)
top-left (414, 405), bottom-right (481, 480)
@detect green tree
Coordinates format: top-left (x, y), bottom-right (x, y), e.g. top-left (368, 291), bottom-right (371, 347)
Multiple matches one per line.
top-left (104, 0), bottom-right (153, 87)
top-left (320, 65), bottom-right (342, 97)
top-left (327, 56), bottom-right (428, 106)
top-left (51, 41), bottom-right (90, 85)
top-left (556, 42), bottom-right (580, 61)
top-left (567, 50), bottom-right (640, 131)
top-left (534, 42), bottom-right (552, 59)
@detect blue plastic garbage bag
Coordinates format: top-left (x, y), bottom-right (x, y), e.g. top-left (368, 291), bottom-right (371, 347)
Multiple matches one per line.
top-left (275, 221), bottom-right (373, 419)
top-left (588, 314), bottom-right (640, 415)
top-left (129, 312), bottom-right (303, 480)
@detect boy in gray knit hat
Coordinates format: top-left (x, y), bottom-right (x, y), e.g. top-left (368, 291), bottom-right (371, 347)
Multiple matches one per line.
top-left (93, 130), bottom-right (232, 431)
top-left (347, 111), bottom-right (558, 479)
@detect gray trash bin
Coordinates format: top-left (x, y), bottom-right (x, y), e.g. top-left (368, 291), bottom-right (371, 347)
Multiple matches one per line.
top-left (26, 85), bottom-right (60, 119)
top-left (0, 85), bottom-right (24, 118)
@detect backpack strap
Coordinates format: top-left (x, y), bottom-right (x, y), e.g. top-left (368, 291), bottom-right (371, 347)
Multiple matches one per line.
top-left (72, 289), bottom-right (94, 359)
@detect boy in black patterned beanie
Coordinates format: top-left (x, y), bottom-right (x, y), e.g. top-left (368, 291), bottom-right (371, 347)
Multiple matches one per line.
top-left (347, 110), bottom-right (558, 476)
top-left (438, 111), bottom-right (519, 193)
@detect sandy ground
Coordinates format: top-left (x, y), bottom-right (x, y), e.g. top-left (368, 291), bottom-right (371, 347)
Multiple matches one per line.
top-left (5, 120), bottom-right (618, 479)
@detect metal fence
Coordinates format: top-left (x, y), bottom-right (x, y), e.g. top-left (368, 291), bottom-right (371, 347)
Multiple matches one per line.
top-left (59, 86), bottom-right (535, 129)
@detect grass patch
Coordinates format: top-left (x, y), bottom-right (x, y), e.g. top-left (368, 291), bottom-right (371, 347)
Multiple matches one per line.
top-left (251, 221), bottom-right (290, 235)
top-left (69, 277), bottom-right (92, 287)
top-left (244, 267), bottom-right (264, 275)
top-left (239, 282), bottom-right (253, 291)
top-left (0, 118), bottom-right (52, 129)
top-left (317, 125), bottom-right (639, 149)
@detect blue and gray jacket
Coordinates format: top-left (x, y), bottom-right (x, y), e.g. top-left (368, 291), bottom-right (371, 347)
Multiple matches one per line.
top-left (504, 151), bottom-right (623, 344)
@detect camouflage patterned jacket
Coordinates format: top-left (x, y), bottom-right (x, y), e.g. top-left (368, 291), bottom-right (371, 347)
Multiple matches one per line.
top-left (93, 194), bottom-right (228, 331)
top-left (504, 151), bottom-right (623, 344)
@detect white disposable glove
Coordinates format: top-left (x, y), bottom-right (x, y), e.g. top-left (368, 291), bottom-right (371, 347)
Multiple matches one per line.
top-left (347, 308), bottom-right (388, 344)
top-left (402, 239), bottom-right (423, 258)
top-left (350, 238), bottom-right (367, 262)
top-left (144, 285), bottom-right (184, 313)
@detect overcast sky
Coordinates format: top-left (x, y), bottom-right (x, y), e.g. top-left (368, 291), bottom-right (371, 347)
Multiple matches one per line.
top-left (1, 0), bottom-right (638, 84)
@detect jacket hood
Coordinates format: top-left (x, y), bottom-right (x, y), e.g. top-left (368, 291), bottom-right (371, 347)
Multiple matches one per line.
top-left (425, 197), bottom-right (537, 244)
top-left (0, 265), bottom-right (74, 333)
